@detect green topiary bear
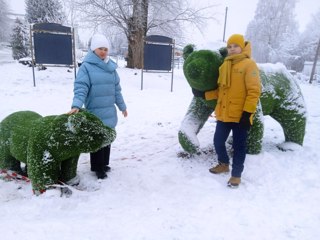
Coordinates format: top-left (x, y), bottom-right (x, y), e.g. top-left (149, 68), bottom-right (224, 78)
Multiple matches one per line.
top-left (0, 110), bottom-right (116, 194)
top-left (179, 45), bottom-right (307, 155)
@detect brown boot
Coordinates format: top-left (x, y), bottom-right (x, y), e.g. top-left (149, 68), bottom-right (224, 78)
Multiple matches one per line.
top-left (209, 162), bottom-right (230, 174)
top-left (227, 177), bottom-right (241, 188)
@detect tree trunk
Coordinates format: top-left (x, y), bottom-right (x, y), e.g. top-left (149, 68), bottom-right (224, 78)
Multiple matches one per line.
top-left (127, 25), bottom-right (144, 69)
top-left (126, 0), bottom-right (148, 69)
top-left (309, 38), bottom-right (320, 84)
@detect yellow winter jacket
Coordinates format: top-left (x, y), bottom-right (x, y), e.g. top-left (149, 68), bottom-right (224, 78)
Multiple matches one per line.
top-left (211, 42), bottom-right (261, 123)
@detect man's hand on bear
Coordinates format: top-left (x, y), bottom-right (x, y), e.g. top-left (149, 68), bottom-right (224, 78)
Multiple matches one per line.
top-left (192, 88), bottom-right (205, 99)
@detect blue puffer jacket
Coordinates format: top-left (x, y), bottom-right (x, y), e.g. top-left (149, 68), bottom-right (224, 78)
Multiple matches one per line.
top-left (71, 51), bottom-right (126, 128)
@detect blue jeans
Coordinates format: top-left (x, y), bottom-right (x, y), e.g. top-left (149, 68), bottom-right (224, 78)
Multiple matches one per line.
top-left (214, 121), bottom-right (248, 177)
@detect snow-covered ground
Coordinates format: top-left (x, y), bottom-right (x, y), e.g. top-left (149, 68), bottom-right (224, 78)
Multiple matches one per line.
top-left (0, 46), bottom-right (319, 240)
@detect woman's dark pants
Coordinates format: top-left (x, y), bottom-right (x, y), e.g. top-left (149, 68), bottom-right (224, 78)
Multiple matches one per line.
top-left (90, 145), bottom-right (111, 172)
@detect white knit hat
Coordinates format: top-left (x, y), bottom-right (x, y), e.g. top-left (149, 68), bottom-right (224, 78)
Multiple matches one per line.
top-left (90, 34), bottom-right (109, 51)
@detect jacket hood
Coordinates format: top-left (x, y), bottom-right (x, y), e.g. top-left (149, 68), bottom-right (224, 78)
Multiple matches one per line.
top-left (242, 41), bottom-right (252, 58)
top-left (83, 51), bottom-right (117, 72)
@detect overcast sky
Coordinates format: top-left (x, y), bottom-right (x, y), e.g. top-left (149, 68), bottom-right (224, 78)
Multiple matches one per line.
top-left (188, 0), bottom-right (320, 46)
top-left (8, 0), bottom-right (320, 46)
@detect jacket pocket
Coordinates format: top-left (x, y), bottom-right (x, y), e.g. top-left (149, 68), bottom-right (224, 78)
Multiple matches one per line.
top-left (228, 101), bottom-right (243, 118)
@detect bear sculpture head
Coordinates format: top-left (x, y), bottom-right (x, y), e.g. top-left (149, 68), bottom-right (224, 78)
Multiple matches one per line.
top-left (183, 44), bottom-right (225, 92)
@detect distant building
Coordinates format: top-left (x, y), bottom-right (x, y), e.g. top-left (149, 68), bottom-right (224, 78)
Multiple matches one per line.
top-left (174, 45), bottom-right (183, 57)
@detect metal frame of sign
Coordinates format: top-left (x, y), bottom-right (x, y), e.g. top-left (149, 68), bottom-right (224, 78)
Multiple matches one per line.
top-left (141, 35), bottom-right (175, 92)
top-left (30, 23), bottom-right (76, 86)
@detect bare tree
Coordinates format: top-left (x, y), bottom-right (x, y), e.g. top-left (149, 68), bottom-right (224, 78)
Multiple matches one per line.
top-left (73, 0), bottom-right (215, 68)
top-left (296, 8), bottom-right (320, 62)
top-left (246, 0), bottom-right (299, 65)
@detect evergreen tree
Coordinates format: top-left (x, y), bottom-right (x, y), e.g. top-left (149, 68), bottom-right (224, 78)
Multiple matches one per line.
top-left (25, 0), bottom-right (66, 24)
top-left (246, 0), bottom-right (299, 66)
top-left (10, 18), bottom-right (29, 60)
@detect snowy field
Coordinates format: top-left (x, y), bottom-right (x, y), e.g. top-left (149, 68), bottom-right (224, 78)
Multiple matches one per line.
top-left (0, 46), bottom-right (320, 240)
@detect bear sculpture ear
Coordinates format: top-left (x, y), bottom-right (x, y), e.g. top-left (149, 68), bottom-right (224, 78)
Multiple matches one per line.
top-left (183, 44), bottom-right (195, 60)
top-left (219, 47), bottom-right (228, 58)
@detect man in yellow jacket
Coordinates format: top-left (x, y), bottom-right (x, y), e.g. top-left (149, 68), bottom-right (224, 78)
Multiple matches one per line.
top-left (208, 34), bottom-right (261, 188)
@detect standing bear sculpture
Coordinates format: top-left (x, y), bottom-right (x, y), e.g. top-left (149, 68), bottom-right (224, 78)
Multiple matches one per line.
top-left (0, 110), bottom-right (116, 194)
top-left (179, 45), bottom-right (307, 154)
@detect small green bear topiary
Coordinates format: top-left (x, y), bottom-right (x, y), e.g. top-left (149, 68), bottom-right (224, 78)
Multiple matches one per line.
top-left (179, 46), bottom-right (307, 155)
top-left (0, 110), bottom-right (116, 194)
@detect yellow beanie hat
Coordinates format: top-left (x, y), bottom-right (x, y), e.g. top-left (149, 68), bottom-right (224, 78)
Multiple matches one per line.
top-left (227, 34), bottom-right (245, 49)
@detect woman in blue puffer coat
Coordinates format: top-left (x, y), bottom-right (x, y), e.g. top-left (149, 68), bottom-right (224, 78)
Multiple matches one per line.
top-left (68, 33), bottom-right (128, 179)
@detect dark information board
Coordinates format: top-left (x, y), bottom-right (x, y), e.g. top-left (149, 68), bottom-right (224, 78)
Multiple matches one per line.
top-left (34, 32), bottom-right (73, 65)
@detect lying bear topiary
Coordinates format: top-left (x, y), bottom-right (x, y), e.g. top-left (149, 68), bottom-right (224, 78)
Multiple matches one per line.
top-left (179, 45), bottom-right (307, 154)
top-left (0, 110), bottom-right (116, 194)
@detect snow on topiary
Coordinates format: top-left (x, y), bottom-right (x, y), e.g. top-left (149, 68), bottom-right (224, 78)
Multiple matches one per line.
top-left (0, 110), bottom-right (116, 194)
top-left (179, 97), bottom-right (214, 153)
top-left (179, 46), bottom-right (307, 155)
